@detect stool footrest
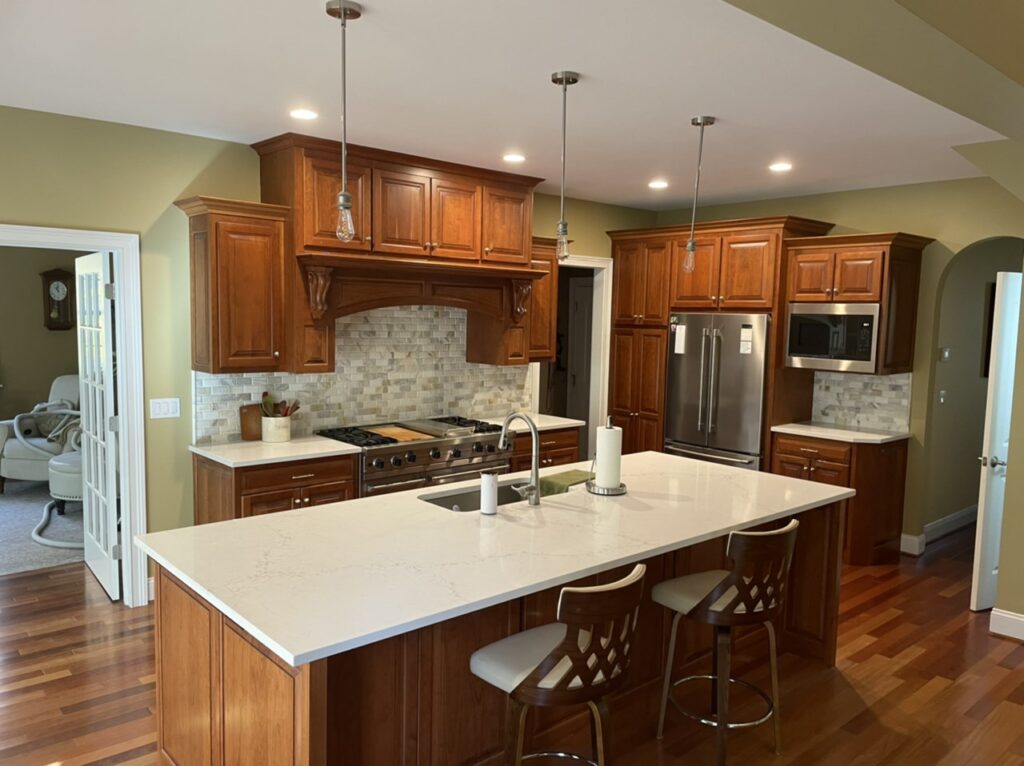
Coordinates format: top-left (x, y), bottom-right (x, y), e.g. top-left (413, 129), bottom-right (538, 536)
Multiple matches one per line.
top-left (522, 751), bottom-right (597, 765)
top-left (668, 674), bottom-right (774, 730)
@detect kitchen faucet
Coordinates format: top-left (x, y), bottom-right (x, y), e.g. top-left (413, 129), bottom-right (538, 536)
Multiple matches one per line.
top-left (498, 412), bottom-right (540, 506)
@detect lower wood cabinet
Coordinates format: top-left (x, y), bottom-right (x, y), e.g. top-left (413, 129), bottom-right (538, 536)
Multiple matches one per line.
top-left (192, 454), bottom-right (358, 525)
top-left (511, 426), bottom-right (581, 472)
top-left (771, 433), bottom-right (907, 564)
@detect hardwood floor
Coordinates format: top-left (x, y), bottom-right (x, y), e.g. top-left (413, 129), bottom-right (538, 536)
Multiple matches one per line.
top-left (0, 526), bottom-right (1020, 765)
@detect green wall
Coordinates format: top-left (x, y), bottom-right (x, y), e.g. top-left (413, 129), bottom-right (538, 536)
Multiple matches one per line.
top-left (0, 105), bottom-right (261, 533)
top-left (657, 177), bottom-right (1024, 538)
top-left (533, 193), bottom-right (656, 258)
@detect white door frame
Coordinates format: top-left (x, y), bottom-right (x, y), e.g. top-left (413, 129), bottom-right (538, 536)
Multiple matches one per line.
top-left (530, 254), bottom-right (612, 460)
top-left (0, 224), bottom-right (148, 607)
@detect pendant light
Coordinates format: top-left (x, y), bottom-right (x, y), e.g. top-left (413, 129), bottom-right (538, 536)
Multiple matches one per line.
top-left (326, 0), bottom-right (363, 242)
top-left (681, 115), bottom-right (715, 273)
top-left (551, 71), bottom-right (580, 261)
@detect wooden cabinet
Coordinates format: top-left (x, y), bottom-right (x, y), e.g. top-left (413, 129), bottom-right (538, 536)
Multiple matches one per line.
top-left (785, 233), bottom-right (931, 374)
top-left (302, 155), bottom-right (373, 253)
top-left (771, 433), bottom-right (907, 565)
top-left (668, 236), bottom-right (720, 308)
top-left (176, 197), bottom-right (288, 374)
top-left (526, 238), bottom-right (558, 361)
top-left (482, 185), bottom-right (532, 264)
top-left (373, 169), bottom-right (432, 256)
top-left (668, 231), bottom-right (778, 310)
top-left (611, 239), bottom-right (670, 325)
top-left (511, 426), bottom-right (581, 471)
top-left (609, 327), bottom-right (668, 454)
top-left (193, 453), bottom-right (358, 525)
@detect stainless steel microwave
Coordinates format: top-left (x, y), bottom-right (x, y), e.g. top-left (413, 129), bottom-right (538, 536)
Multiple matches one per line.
top-left (786, 303), bottom-right (880, 373)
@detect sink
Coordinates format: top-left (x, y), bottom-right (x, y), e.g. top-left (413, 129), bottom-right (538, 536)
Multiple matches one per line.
top-left (419, 480), bottom-right (527, 512)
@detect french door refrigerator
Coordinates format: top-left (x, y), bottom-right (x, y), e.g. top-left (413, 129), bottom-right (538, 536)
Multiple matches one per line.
top-left (664, 312), bottom-right (769, 470)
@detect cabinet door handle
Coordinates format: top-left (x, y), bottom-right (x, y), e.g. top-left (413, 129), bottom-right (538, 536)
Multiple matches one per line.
top-left (485, 246), bottom-right (493, 254)
top-left (366, 235), bottom-right (373, 244)
top-left (810, 467), bottom-right (817, 472)
top-left (293, 498), bottom-right (301, 506)
top-left (798, 448), bottom-right (819, 454)
top-left (273, 351), bottom-right (280, 358)
top-left (304, 497), bottom-right (311, 503)
top-left (803, 466), bottom-right (809, 472)
top-left (422, 242), bottom-right (430, 250)
top-left (291, 473), bottom-right (316, 480)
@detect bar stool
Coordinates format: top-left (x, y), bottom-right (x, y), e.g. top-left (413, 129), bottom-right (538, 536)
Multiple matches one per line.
top-left (470, 564), bottom-right (647, 765)
top-left (653, 519), bottom-right (799, 766)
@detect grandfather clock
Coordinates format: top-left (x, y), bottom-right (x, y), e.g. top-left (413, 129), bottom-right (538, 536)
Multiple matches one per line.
top-left (40, 268), bottom-right (75, 331)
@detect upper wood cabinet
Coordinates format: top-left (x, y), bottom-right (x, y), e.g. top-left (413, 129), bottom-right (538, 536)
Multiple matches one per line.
top-left (302, 155), bottom-right (372, 253)
top-left (668, 237), bottom-right (720, 308)
top-left (176, 197), bottom-right (288, 374)
top-left (787, 246), bottom-right (884, 303)
top-left (431, 176), bottom-right (482, 260)
top-left (668, 231), bottom-right (779, 310)
top-left (611, 239), bottom-right (670, 325)
top-left (482, 186), bottom-right (532, 264)
top-left (372, 169), bottom-right (432, 256)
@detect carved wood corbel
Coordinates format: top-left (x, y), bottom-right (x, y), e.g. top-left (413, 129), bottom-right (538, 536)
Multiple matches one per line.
top-left (305, 266), bottom-right (334, 320)
top-left (512, 281), bottom-right (532, 322)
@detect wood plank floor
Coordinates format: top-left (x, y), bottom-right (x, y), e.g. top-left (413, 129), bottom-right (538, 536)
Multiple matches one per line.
top-left (0, 526), bottom-right (1020, 765)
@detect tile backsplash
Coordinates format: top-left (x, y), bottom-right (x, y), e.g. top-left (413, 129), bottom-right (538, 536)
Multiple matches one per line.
top-left (194, 306), bottom-right (533, 444)
top-left (811, 372), bottom-right (912, 432)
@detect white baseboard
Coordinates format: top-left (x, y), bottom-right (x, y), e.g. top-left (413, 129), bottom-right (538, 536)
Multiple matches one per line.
top-left (991, 608), bottom-right (1024, 641)
top-left (900, 505), bottom-right (978, 557)
top-left (147, 576), bottom-right (155, 602)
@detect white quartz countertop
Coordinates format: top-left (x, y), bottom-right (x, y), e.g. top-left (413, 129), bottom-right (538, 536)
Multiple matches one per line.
top-left (771, 422), bottom-right (910, 444)
top-left (137, 452), bottom-right (852, 667)
top-left (482, 414), bottom-right (586, 433)
top-left (189, 437), bottom-right (362, 468)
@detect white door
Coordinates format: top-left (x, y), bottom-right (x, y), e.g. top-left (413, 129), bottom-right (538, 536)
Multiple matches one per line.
top-left (76, 252), bottom-right (121, 601)
top-left (971, 272), bottom-right (1021, 611)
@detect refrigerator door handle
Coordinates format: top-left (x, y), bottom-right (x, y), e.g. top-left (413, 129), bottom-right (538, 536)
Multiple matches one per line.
top-left (697, 328), bottom-right (710, 432)
top-left (707, 329), bottom-right (722, 433)
top-left (664, 443), bottom-right (757, 465)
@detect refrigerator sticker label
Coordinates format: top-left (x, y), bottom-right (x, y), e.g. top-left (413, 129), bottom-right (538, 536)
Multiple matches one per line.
top-left (673, 325), bottom-right (686, 354)
top-left (739, 324), bottom-right (753, 354)
top-left (740, 341), bottom-right (752, 355)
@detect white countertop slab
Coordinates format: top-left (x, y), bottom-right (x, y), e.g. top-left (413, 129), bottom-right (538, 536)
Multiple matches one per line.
top-left (771, 422), bottom-right (910, 444)
top-left (189, 437), bottom-right (362, 468)
top-left (482, 413), bottom-right (586, 433)
top-left (137, 451), bottom-right (852, 667)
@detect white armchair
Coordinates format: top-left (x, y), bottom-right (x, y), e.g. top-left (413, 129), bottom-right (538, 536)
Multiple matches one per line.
top-left (0, 375), bottom-right (80, 491)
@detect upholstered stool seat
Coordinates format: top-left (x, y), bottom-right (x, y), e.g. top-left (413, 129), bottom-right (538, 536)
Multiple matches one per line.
top-left (49, 451), bottom-right (83, 502)
top-left (472, 623), bottom-right (594, 694)
top-left (652, 570), bottom-right (732, 616)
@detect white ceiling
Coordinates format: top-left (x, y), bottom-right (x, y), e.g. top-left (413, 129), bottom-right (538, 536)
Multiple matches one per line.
top-left (0, 0), bottom-right (1002, 209)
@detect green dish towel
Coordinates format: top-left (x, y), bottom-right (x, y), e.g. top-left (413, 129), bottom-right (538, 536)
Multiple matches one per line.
top-left (539, 470), bottom-right (594, 497)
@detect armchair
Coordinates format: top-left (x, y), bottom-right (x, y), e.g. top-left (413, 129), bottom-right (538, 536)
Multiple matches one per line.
top-left (0, 375), bottom-right (80, 491)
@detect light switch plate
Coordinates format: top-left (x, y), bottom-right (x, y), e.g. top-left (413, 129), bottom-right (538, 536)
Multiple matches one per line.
top-left (150, 398), bottom-right (181, 419)
top-left (938, 390), bottom-right (947, 404)
top-left (940, 347), bottom-right (952, 362)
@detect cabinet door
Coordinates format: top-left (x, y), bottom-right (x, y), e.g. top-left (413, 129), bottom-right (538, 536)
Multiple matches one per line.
top-left (609, 413), bottom-right (637, 457)
top-left (635, 328), bottom-right (668, 452)
top-left (372, 169), bottom-right (431, 256)
top-left (718, 233), bottom-right (777, 309)
top-left (214, 217), bottom-right (283, 371)
top-left (302, 480), bottom-right (356, 507)
top-left (669, 236), bottom-right (721, 309)
top-left (611, 241), bottom-right (643, 324)
top-left (809, 459), bottom-right (850, 487)
top-left (302, 155), bottom-right (372, 252)
top-left (481, 186), bottom-right (531, 264)
top-left (640, 241), bottom-right (671, 324)
top-left (240, 488), bottom-right (301, 517)
top-left (526, 248), bottom-right (557, 361)
top-left (833, 248), bottom-right (884, 302)
top-left (788, 250), bottom-right (835, 302)
top-left (541, 446), bottom-right (579, 468)
top-left (609, 327), bottom-right (638, 415)
top-left (770, 451), bottom-right (809, 480)
top-left (430, 176), bottom-right (481, 260)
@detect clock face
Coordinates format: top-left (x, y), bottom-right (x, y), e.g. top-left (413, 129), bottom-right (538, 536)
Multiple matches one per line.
top-left (49, 281), bottom-right (68, 302)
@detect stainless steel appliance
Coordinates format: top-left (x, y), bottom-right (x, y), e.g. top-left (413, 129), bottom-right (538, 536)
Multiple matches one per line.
top-left (786, 303), bottom-right (880, 373)
top-left (664, 313), bottom-right (769, 470)
top-left (316, 416), bottom-right (512, 496)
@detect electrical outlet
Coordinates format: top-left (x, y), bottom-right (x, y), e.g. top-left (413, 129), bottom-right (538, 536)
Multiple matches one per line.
top-left (940, 347), bottom-right (952, 362)
top-left (938, 390), bottom-right (947, 405)
top-left (149, 398), bottom-right (181, 419)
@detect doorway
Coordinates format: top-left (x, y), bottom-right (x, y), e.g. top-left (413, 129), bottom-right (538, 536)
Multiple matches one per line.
top-left (0, 225), bottom-right (147, 607)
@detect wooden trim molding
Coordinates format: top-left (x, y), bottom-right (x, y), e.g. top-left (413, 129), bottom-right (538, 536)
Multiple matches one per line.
top-left (305, 266), bottom-right (333, 320)
top-left (512, 280), bottom-right (532, 321)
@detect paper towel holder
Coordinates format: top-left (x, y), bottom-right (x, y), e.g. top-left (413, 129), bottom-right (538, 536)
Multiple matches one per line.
top-left (586, 417), bottom-right (627, 495)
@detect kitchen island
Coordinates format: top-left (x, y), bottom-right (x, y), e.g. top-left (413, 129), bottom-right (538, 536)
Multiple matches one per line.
top-left (137, 451), bottom-right (851, 765)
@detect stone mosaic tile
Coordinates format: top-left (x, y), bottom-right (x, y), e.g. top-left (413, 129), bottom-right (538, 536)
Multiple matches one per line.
top-left (811, 372), bottom-right (912, 432)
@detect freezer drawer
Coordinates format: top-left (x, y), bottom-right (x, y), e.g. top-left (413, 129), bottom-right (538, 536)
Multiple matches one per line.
top-left (664, 440), bottom-right (761, 471)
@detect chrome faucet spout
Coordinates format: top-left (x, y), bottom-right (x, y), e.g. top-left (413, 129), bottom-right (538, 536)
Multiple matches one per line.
top-left (499, 412), bottom-right (541, 506)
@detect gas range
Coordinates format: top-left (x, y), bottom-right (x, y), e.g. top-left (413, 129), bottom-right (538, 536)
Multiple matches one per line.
top-left (316, 416), bottom-right (512, 496)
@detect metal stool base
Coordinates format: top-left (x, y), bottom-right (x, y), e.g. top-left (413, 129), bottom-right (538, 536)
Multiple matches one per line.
top-left (522, 752), bottom-right (598, 765)
top-left (668, 673), bottom-right (774, 730)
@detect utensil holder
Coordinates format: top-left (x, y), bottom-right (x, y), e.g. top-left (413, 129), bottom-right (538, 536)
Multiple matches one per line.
top-left (262, 416), bottom-right (292, 443)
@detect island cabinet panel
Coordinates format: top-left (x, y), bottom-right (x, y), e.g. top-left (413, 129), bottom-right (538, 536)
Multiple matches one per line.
top-left (608, 327), bottom-right (667, 455)
top-left (512, 426), bottom-right (581, 471)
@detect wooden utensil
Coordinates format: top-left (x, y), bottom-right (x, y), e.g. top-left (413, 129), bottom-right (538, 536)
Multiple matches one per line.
top-left (239, 404), bottom-right (262, 441)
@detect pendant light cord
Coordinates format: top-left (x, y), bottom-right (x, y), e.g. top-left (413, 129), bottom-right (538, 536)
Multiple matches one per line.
top-left (559, 80), bottom-right (567, 226)
top-left (687, 120), bottom-right (707, 250)
top-left (339, 9), bottom-right (348, 190)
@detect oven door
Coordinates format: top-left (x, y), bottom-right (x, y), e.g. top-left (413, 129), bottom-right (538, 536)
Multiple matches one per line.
top-left (428, 461), bottom-right (512, 487)
top-left (786, 303), bottom-right (879, 373)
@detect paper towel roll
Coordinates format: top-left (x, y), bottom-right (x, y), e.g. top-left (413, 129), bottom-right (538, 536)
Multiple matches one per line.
top-left (595, 424), bottom-right (622, 489)
top-left (480, 471), bottom-right (498, 515)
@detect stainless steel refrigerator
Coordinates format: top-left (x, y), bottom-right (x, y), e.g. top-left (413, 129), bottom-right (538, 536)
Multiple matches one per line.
top-left (664, 313), bottom-right (769, 470)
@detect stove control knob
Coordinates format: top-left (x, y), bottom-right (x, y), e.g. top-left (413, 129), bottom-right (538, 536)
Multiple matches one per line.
top-left (487, 444), bottom-right (496, 453)
top-left (449, 447), bottom-right (462, 459)
top-left (390, 455), bottom-right (403, 467)
top-left (405, 451), bottom-right (417, 463)
top-left (473, 442), bottom-right (485, 453)
top-left (429, 448), bottom-right (442, 460)
top-left (371, 458), bottom-right (385, 470)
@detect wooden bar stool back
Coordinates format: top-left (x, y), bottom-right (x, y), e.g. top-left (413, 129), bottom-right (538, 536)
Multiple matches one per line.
top-left (470, 563), bottom-right (647, 766)
top-left (654, 519), bottom-right (799, 765)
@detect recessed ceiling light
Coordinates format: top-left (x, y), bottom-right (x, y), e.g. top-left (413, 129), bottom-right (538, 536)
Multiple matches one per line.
top-left (769, 161), bottom-right (793, 173)
top-left (648, 179), bottom-right (669, 190)
top-left (289, 108), bottom-right (319, 120)
top-left (503, 153), bottom-right (526, 163)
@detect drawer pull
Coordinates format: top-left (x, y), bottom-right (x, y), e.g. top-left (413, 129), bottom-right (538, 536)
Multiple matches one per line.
top-left (798, 448), bottom-right (818, 454)
top-left (291, 473), bottom-right (316, 480)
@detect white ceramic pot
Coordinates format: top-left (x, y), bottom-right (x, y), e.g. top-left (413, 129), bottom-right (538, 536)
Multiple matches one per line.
top-left (262, 416), bottom-right (292, 443)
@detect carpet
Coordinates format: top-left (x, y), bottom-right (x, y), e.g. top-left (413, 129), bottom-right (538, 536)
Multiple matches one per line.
top-left (0, 479), bottom-right (84, 576)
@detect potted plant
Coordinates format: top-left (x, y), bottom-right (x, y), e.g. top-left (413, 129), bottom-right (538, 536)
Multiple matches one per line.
top-left (260, 392), bottom-right (300, 444)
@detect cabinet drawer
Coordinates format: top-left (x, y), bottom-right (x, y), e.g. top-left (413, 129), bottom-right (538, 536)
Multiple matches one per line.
top-left (540, 446), bottom-right (580, 468)
top-left (513, 427), bottom-right (580, 455)
top-left (774, 435), bottom-right (850, 465)
top-left (239, 456), bottom-right (356, 493)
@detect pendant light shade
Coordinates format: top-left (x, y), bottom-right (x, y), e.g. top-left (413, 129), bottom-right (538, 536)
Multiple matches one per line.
top-left (327, 0), bottom-right (363, 242)
top-left (682, 115), bottom-right (715, 273)
top-left (551, 71), bottom-right (580, 261)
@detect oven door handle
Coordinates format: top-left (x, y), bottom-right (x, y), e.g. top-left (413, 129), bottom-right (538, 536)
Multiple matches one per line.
top-left (432, 464), bottom-right (511, 485)
top-left (364, 476), bottom-right (428, 493)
